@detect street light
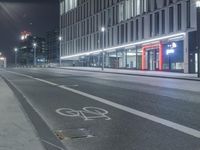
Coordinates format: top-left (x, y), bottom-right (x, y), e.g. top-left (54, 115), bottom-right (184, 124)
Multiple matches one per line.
top-left (59, 36), bottom-right (62, 41)
top-left (14, 48), bottom-right (18, 67)
top-left (33, 42), bottom-right (37, 66)
top-left (196, 0), bottom-right (200, 77)
top-left (101, 27), bottom-right (105, 71)
top-left (59, 36), bottom-right (62, 67)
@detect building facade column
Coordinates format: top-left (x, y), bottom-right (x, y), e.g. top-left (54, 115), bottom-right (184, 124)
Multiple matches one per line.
top-left (184, 32), bottom-right (189, 73)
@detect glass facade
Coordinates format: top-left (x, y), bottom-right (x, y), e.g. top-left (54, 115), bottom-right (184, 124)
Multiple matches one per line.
top-left (60, 0), bottom-right (195, 73)
top-left (162, 40), bottom-right (184, 71)
top-left (69, 39), bottom-right (184, 73)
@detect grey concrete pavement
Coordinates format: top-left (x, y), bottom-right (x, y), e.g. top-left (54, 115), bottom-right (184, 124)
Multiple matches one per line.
top-left (60, 67), bottom-right (200, 81)
top-left (0, 77), bottom-right (45, 150)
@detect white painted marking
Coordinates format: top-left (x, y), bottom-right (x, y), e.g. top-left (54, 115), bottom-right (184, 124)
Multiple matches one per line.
top-left (34, 78), bottom-right (58, 86)
top-left (56, 107), bottom-right (111, 121)
top-left (69, 84), bottom-right (79, 87)
top-left (60, 84), bottom-right (79, 87)
top-left (58, 85), bottom-right (200, 138)
top-left (6, 70), bottom-right (200, 139)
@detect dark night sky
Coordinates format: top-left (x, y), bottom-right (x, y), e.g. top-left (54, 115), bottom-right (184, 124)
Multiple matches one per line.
top-left (0, 0), bottom-right (59, 63)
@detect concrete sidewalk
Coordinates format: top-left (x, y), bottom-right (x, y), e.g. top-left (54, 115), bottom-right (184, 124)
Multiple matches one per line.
top-left (60, 67), bottom-right (200, 81)
top-left (0, 77), bottom-right (45, 150)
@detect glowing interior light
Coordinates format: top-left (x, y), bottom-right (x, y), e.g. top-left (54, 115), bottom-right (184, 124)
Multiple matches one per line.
top-left (166, 49), bottom-right (175, 55)
top-left (196, 1), bottom-right (200, 7)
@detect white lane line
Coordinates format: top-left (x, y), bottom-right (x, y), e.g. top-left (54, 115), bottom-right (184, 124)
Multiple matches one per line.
top-left (34, 78), bottom-right (58, 86)
top-left (6, 71), bottom-right (200, 139)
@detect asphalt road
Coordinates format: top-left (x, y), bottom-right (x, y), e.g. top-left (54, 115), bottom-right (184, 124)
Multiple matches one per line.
top-left (1, 68), bottom-right (200, 150)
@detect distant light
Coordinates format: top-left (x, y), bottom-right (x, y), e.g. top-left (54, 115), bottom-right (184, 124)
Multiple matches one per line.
top-left (21, 35), bottom-right (25, 40)
top-left (0, 57), bottom-right (5, 60)
top-left (101, 27), bottom-right (105, 32)
top-left (59, 36), bottom-right (62, 41)
top-left (20, 31), bottom-right (31, 41)
top-left (14, 48), bottom-right (18, 52)
top-left (0, 52), bottom-right (2, 56)
top-left (196, 1), bottom-right (200, 7)
top-left (33, 43), bottom-right (37, 47)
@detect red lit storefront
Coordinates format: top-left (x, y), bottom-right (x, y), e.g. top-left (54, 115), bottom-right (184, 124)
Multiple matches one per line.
top-left (142, 43), bottom-right (163, 71)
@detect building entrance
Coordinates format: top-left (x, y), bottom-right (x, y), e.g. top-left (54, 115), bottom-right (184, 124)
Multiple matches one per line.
top-left (147, 49), bottom-right (159, 70)
top-left (142, 43), bottom-right (163, 71)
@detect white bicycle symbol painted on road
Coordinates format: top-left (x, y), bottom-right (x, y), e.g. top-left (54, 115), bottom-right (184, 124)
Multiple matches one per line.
top-left (56, 107), bottom-right (111, 121)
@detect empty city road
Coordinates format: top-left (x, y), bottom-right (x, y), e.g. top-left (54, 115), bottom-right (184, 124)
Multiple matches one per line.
top-left (1, 68), bottom-right (200, 150)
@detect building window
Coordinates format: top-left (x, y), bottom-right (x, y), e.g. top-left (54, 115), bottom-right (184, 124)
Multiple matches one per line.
top-left (177, 3), bottom-right (182, 30)
top-left (130, 21), bottom-right (134, 41)
top-left (163, 0), bottom-right (167, 7)
top-left (136, 19), bottom-right (139, 40)
top-left (121, 24), bottom-right (125, 44)
top-left (60, 1), bottom-right (65, 15)
top-left (169, 0), bottom-right (173, 5)
top-left (108, 8), bottom-right (112, 27)
top-left (142, 17), bottom-right (144, 39)
top-left (186, 0), bottom-right (190, 28)
top-left (143, 0), bottom-right (148, 13)
top-left (113, 7), bottom-right (115, 25)
top-left (125, 23), bottom-right (128, 43)
top-left (118, 3), bottom-right (124, 22)
top-left (155, 12), bottom-right (159, 36)
top-left (117, 26), bottom-right (120, 44)
top-left (112, 28), bottom-right (114, 46)
top-left (136, 0), bottom-right (141, 15)
top-left (169, 7), bottom-right (174, 32)
top-left (108, 29), bottom-right (110, 46)
top-left (150, 14), bottom-right (153, 37)
top-left (125, 0), bottom-right (131, 19)
top-left (154, 0), bottom-right (157, 10)
top-left (162, 10), bottom-right (165, 34)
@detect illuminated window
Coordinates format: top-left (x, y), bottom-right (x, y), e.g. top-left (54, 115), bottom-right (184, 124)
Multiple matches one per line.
top-left (136, 0), bottom-right (140, 15)
top-left (60, 1), bottom-right (65, 15)
top-left (143, 0), bottom-right (148, 13)
top-left (65, 0), bottom-right (78, 13)
top-left (118, 3), bottom-right (124, 22)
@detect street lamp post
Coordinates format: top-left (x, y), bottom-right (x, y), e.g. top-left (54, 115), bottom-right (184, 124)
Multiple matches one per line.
top-left (196, 0), bottom-right (200, 77)
top-left (14, 48), bottom-right (18, 67)
top-left (33, 43), bottom-right (37, 66)
top-left (101, 27), bottom-right (105, 71)
top-left (59, 36), bottom-right (62, 67)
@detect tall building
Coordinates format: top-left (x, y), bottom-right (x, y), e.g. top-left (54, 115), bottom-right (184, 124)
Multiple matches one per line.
top-left (60, 0), bottom-right (198, 73)
top-left (18, 32), bottom-right (47, 65)
top-left (46, 29), bottom-right (60, 63)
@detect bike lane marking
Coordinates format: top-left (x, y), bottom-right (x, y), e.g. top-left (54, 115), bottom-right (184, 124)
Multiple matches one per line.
top-left (56, 107), bottom-right (111, 121)
top-left (6, 70), bottom-right (200, 139)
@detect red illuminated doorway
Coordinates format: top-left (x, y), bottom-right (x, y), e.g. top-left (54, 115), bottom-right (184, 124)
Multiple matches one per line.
top-left (142, 43), bottom-right (163, 70)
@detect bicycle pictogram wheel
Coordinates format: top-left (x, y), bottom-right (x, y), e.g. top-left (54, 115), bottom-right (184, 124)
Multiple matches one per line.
top-left (56, 108), bottom-right (79, 117)
top-left (83, 107), bottom-right (109, 115)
